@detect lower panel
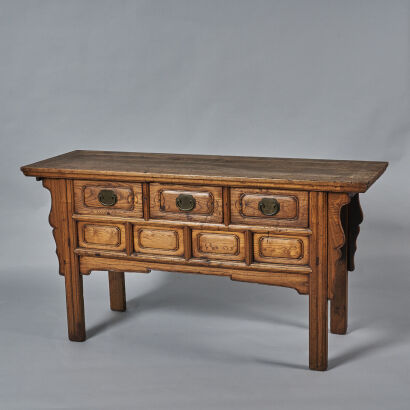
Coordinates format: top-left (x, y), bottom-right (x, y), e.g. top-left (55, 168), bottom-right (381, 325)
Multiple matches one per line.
top-left (79, 255), bottom-right (309, 294)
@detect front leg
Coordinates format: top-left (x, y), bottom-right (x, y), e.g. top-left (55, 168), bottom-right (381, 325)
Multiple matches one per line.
top-left (65, 263), bottom-right (86, 341)
top-left (309, 192), bottom-right (328, 371)
top-left (43, 178), bottom-right (86, 341)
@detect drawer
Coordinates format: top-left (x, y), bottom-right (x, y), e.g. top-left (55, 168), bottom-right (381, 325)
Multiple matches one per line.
top-left (230, 188), bottom-right (308, 227)
top-left (78, 222), bottom-right (126, 252)
top-left (150, 183), bottom-right (223, 223)
top-left (74, 180), bottom-right (143, 217)
top-left (192, 229), bottom-right (245, 261)
top-left (133, 225), bottom-right (185, 257)
top-left (253, 233), bottom-right (309, 265)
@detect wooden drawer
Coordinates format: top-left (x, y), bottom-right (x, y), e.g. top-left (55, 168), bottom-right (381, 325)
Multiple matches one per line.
top-left (253, 233), bottom-right (309, 265)
top-left (78, 222), bottom-right (126, 252)
top-left (192, 229), bottom-right (245, 261)
top-left (230, 188), bottom-right (308, 227)
top-left (74, 180), bottom-right (143, 217)
top-left (133, 225), bottom-right (185, 257)
top-left (150, 183), bottom-right (223, 223)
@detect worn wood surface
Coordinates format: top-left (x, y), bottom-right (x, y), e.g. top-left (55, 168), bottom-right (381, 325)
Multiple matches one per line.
top-left (108, 271), bottom-right (126, 312)
top-left (253, 233), bottom-right (310, 265)
top-left (327, 193), bottom-right (351, 300)
top-left (230, 188), bottom-right (309, 227)
top-left (79, 255), bottom-right (309, 294)
top-left (22, 150), bottom-right (388, 371)
top-left (21, 150), bottom-right (388, 192)
top-left (149, 183), bottom-right (223, 223)
top-left (330, 205), bottom-right (349, 335)
top-left (74, 180), bottom-right (143, 217)
top-left (133, 225), bottom-right (185, 257)
top-left (309, 191), bottom-right (328, 371)
top-left (191, 229), bottom-right (246, 261)
top-left (65, 180), bottom-right (86, 341)
top-left (42, 179), bottom-right (71, 276)
top-left (77, 221), bottom-right (126, 252)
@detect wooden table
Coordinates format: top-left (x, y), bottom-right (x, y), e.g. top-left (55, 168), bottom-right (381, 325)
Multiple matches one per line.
top-left (21, 151), bottom-right (387, 370)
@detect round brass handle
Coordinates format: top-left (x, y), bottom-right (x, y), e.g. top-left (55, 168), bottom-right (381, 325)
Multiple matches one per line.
top-left (176, 193), bottom-right (196, 212)
top-left (258, 197), bottom-right (280, 216)
top-left (98, 189), bottom-right (118, 206)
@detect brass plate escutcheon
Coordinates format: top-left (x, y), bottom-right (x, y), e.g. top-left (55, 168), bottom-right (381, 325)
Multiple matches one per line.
top-left (258, 197), bottom-right (280, 216)
top-left (176, 193), bottom-right (196, 212)
top-left (98, 189), bottom-right (118, 206)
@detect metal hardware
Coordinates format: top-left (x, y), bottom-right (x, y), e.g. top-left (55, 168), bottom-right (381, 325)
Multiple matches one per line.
top-left (258, 197), bottom-right (280, 216)
top-left (176, 193), bottom-right (196, 212)
top-left (98, 189), bottom-right (118, 206)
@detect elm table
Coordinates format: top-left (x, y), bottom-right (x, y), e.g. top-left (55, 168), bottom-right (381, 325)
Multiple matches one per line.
top-left (21, 151), bottom-right (388, 370)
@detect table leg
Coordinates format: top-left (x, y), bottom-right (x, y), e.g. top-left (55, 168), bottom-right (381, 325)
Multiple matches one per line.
top-left (309, 191), bottom-right (328, 371)
top-left (330, 205), bottom-right (348, 334)
top-left (64, 265), bottom-right (86, 341)
top-left (309, 267), bottom-right (328, 370)
top-left (108, 271), bottom-right (126, 311)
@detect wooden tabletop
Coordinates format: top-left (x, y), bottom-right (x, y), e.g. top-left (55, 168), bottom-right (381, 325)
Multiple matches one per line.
top-left (21, 150), bottom-right (388, 192)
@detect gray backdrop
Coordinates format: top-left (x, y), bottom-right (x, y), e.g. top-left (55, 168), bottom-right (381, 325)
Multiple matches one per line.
top-left (1, 1), bottom-right (409, 409)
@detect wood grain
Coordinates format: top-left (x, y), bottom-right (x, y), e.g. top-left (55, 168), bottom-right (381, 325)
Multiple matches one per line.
top-left (133, 225), bottom-right (185, 257)
top-left (22, 150), bottom-right (388, 370)
top-left (231, 188), bottom-right (308, 227)
top-left (75, 247), bottom-right (312, 274)
top-left (150, 183), bottom-right (223, 223)
top-left (65, 180), bottom-right (86, 341)
top-left (77, 222), bottom-right (126, 252)
top-left (253, 234), bottom-right (310, 265)
top-left (80, 255), bottom-right (309, 294)
top-left (330, 205), bottom-right (349, 335)
top-left (192, 229), bottom-right (245, 261)
top-left (327, 193), bottom-right (351, 300)
top-left (21, 150), bottom-right (388, 192)
top-left (73, 180), bottom-right (143, 217)
top-left (108, 271), bottom-right (126, 312)
top-left (309, 191), bottom-right (328, 371)
top-left (42, 179), bottom-right (71, 276)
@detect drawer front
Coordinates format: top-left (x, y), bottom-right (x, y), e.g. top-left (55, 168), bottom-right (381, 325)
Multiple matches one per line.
top-left (74, 180), bottom-right (143, 217)
top-left (192, 229), bottom-right (245, 261)
top-left (78, 222), bottom-right (126, 251)
top-left (150, 184), bottom-right (223, 223)
top-left (133, 225), bottom-right (185, 257)
top-left (231, 188), bottom-right (308, 227)
top-left (253, 233), bottom-right (309, 265)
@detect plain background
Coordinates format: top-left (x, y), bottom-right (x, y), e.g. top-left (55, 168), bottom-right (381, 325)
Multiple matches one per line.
top-left (1, 1), bottom-right (410, 409)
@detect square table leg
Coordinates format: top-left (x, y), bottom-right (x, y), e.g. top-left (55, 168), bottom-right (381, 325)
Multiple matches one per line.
top-left (108, 271), bottom-right (126, 312)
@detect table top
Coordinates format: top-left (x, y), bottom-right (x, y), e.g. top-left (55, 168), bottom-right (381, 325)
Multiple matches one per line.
top-left (21, 150), bottom-right (388, 192)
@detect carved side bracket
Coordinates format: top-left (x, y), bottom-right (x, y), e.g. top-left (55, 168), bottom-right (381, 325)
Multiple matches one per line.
top-left (42, 179), bottom-right (71, 276)
top-left (347, 194), bottom-right (363, 271)
top-left (327, 193), bottom-right (351, 299)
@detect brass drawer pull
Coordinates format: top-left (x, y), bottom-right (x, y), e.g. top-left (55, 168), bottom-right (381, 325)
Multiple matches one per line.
top-left (258, 197), bottom-right (280, 216)
top-left (98, 189), bottom-right (118, 206)
top-left (176, 193), bottom-right (196, 212)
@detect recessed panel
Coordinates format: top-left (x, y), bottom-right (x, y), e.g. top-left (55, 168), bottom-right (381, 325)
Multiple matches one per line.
top-left (192, 230), bottom-right (245, 261)
top-left (150, 184), bottom-right (223, 223)
top-left (74, 180), bottom-right (143, 217)
top-left (78, 222), bottom-right (126, 251)
top-left (253, 234), bottom-right (309, 265)
top-left (133, 226), bottom-right (185, 256)
top-left (231, 188), bottom-right (308, 227)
